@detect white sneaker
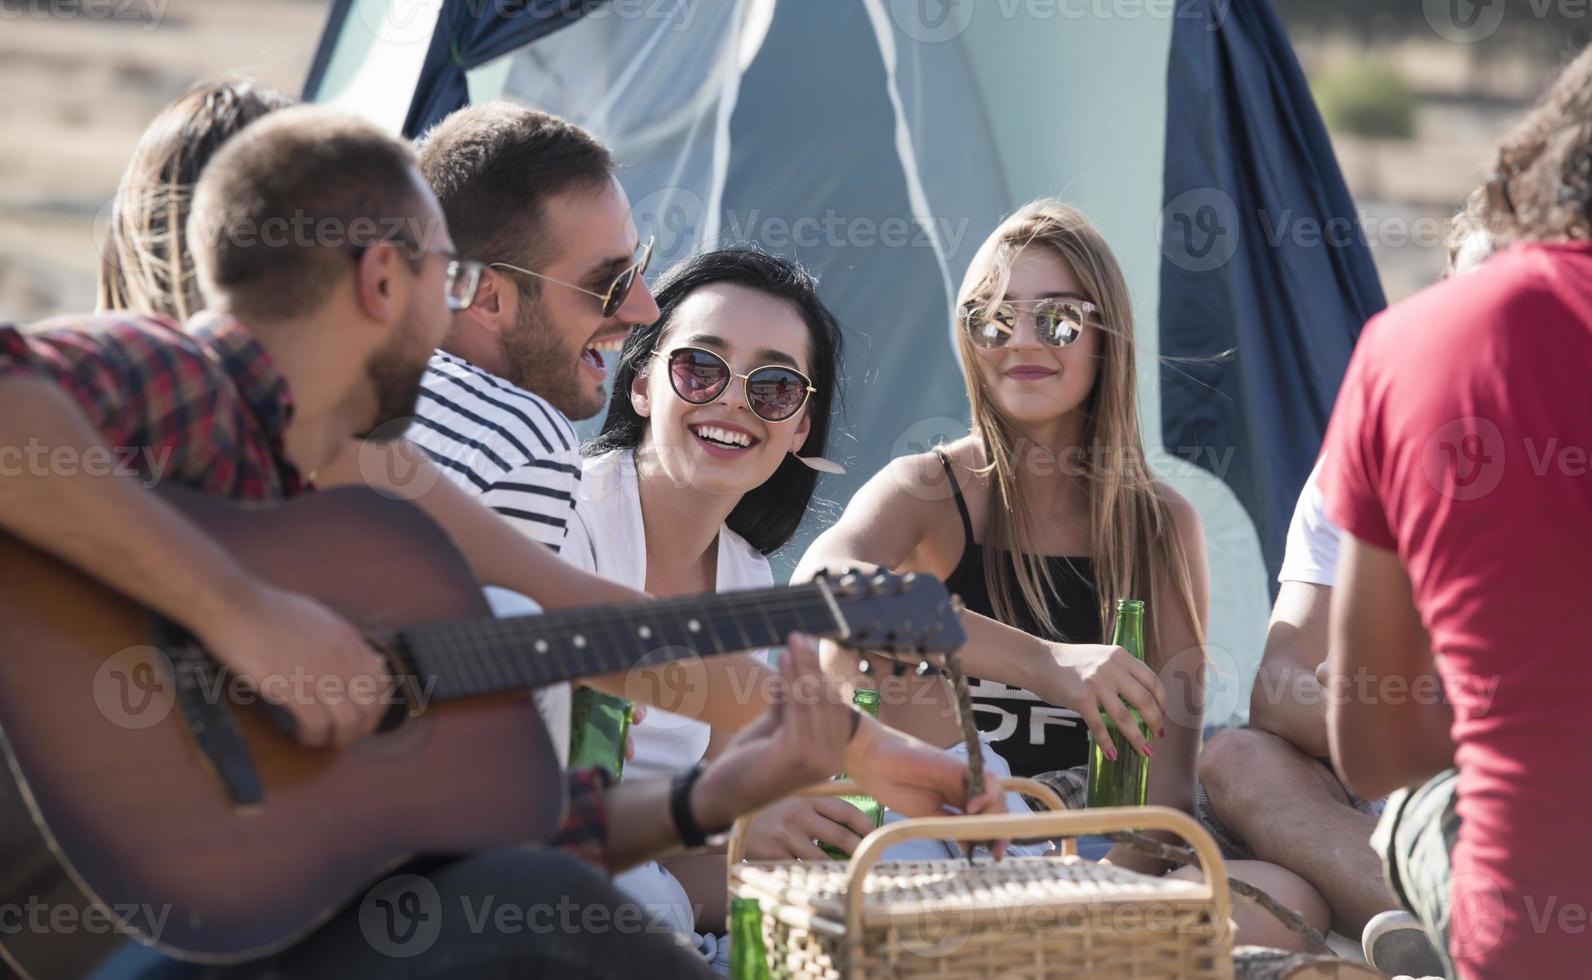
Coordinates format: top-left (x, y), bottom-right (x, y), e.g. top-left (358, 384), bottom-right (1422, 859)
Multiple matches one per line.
top-left (1362, 910), bottom-right (1446, 978)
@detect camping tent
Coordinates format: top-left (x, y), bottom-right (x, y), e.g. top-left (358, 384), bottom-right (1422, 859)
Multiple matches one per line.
top-left (305, 0), bottom-right (1384, 727)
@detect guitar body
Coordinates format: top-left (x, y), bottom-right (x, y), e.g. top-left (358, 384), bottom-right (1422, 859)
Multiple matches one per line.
top-left (0, 488), bottom-right (561, 976)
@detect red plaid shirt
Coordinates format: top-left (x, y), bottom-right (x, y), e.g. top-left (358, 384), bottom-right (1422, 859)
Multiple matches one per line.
top-left (1, 311), bottom-right (612, 866)
top-left (0, 312), bottom-right (305, 500)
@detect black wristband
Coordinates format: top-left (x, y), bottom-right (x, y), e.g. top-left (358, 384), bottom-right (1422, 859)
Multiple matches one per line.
top-left (670, 762), bottom-right (725, 848)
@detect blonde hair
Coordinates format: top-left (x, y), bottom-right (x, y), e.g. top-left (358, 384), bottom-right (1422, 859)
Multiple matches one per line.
top-left (954, 199), bottom-right (1203, 662)
top-left (97, 79), bottom-right (293, 319)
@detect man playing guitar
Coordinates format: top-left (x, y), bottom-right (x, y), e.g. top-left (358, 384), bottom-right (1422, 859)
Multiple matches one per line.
top-left (0, 106), bottom-right (1001, 977)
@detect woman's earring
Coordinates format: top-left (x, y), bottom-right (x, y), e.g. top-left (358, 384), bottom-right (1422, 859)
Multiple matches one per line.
top-left (792, 452), bottom-right (846, 475)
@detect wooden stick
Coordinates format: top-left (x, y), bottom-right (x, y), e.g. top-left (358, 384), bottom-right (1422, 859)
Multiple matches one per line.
top-left (942, 647), bottom-right (986, 863)
top-left (1104, 831), bottom-right (1334, 955)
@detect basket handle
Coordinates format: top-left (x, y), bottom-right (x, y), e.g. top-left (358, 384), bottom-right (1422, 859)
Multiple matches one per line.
top-left (839, 804), bottom-right (1232, 953)
top-left (724, 776), bottom-right (1072, 867)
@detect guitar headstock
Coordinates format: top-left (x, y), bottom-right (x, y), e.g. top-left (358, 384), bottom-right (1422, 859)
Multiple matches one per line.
top-left (813, 569), bottom-right (967, 654)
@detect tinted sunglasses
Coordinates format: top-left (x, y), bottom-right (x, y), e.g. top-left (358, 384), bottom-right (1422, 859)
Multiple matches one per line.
top-left (654, 347), bottom-right (816, 424)
top-left (491, 235), bottom-right (654, 318)
top-left (959, 297), bottom-right (1096, 349)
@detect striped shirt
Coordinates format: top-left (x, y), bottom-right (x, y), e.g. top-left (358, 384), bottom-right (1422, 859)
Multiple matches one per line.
top-left (409, 350), bottom-right (582, 552)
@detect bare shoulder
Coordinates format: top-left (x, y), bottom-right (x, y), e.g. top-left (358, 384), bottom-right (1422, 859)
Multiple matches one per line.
top-left (815, 439), bottom-right (982, 574)
top-left (872, 436), bottom-right (980, 507)
top-left (1152, 481), bottom-right (1210, 608)
top-left (1153, 480), bottom-right (1204, 539)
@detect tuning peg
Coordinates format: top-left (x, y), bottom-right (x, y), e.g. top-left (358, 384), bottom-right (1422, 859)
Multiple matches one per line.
top-left (837, 573), bottom-right (860, 595)
top-left (868, 573), bottom-right (890, 595)
top-left (898, 572), bottom-right (916, 593)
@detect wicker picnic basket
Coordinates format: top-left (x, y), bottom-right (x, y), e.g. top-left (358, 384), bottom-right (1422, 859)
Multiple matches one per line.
top-left (727, 778), bottom-right (1234, 979)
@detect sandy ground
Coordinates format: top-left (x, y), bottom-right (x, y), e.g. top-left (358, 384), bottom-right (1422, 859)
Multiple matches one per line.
top-left (0, 0), bottom-right (329, 324)
top-left (0, 4), bottom-right (1541, 325)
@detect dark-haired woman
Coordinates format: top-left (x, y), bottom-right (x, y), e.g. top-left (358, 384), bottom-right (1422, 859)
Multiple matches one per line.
top-left (563, 248), bottom-right (855, 968)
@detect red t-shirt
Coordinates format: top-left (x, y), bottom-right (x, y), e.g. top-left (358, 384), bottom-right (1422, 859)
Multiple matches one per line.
top-left (1321, 241), bottom-right (1592, 979)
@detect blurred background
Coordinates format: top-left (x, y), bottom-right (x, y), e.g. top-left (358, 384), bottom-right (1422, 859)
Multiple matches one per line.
top-left (1, 1), bottom-right (1587, 322)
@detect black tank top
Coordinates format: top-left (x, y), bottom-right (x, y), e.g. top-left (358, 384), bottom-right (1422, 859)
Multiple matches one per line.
top-left (934, 450), bottom-right (1102, 777)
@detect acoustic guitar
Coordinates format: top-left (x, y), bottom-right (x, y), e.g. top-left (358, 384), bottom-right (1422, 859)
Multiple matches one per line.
top-left (0, 486), bottom-right (965, 978)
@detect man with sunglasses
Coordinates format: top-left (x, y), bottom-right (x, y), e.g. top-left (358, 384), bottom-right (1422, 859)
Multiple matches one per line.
top-left (402, 104), bottom-right (1020, 965)
top-left (403, 102), bottom-right (658, 557)
top-left (1, 105), bottom-right (1004, 978)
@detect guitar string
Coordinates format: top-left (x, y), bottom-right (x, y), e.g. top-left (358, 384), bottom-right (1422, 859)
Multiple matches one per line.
top-left (424, 586), bottom-right (938, 657)
top-left (408, 593), bottom-right (832, 685)
top-left (415, 592), bottom-right (838, 682)
top-left (403, 585), bottom-right (948, 696)
top-left (414, 587), bottom-right (837, 651)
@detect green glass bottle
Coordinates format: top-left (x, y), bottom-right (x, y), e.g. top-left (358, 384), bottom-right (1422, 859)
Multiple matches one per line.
top-left (729, 897), bottom-right (771, 980)
top-left (567, 688), bottom-right (633, 780)
top-left (1085, 599), bottom-right (1150, 808)
top-left (818, 687), bottom-right (884, 860)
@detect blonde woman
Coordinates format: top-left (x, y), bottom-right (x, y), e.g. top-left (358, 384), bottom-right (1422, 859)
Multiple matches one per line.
top-left (796, 199), bottom-right (1208, 872)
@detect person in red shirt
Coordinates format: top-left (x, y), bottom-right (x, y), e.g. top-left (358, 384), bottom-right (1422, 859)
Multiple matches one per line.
top-left (1319, 43), bottom-right (1592, 979)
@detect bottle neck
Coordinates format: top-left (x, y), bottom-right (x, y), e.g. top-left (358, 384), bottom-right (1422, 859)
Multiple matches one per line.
top-left (1111, 603), bottom-right (1145, 661)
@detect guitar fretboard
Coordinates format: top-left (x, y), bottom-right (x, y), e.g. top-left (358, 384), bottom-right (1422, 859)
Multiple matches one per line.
top-left (396, 584), bottom-right (842, 699)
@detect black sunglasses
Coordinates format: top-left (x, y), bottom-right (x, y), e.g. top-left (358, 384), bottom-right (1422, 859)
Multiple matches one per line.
top-left (654, 347), bottom-right (816, 424)
top-left (491, 236), bottom-right (654, 318)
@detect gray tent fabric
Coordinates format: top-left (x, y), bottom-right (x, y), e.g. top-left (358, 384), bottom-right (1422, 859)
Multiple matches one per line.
top-left (1158, 0), bottom-right (1384, 592)
top-left (716, 1), bottom-right (990, 547)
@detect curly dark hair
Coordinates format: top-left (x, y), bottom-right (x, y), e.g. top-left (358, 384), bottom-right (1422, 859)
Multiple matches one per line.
top-left (1483, 43), bottom-right (1592, 247)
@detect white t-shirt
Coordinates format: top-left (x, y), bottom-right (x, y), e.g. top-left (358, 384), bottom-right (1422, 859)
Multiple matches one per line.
top-left (562, 449), bottom-right (774, 780)
top-left (563, 448), bottom-right (774, 947)
top-left (1277, 455), bottom-right (1343, 587)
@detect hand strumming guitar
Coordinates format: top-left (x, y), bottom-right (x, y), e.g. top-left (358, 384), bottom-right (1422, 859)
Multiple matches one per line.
top-left (0, 378), bottom-right (388, 750)
top-left (197, 581), bottom-right (389, 748)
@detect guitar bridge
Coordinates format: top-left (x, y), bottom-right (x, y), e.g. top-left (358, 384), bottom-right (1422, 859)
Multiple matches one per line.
top-left (151, 617), bottom-right (265, 808)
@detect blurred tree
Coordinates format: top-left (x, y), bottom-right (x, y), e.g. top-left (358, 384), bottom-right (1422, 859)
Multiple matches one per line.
top-left (1312, 58), bottom-right (1416, 199)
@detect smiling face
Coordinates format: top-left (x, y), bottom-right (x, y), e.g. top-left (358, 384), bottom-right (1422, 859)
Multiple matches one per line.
top-left (964, 245), bottom-right (1101, 429)
top-left (500, 176), bottom-right (660, 420)
top-left (631, 282), bottom-right (814, 499)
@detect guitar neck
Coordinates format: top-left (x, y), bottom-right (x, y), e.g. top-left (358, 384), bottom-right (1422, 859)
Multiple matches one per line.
top-left (394, 584), bottom-right (843, 700)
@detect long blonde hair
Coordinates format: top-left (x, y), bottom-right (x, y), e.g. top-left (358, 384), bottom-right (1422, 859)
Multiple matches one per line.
top-left (97, 79), bottom-right (292, 319)
top-left (955, 199), bottom-right (1203, 662)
